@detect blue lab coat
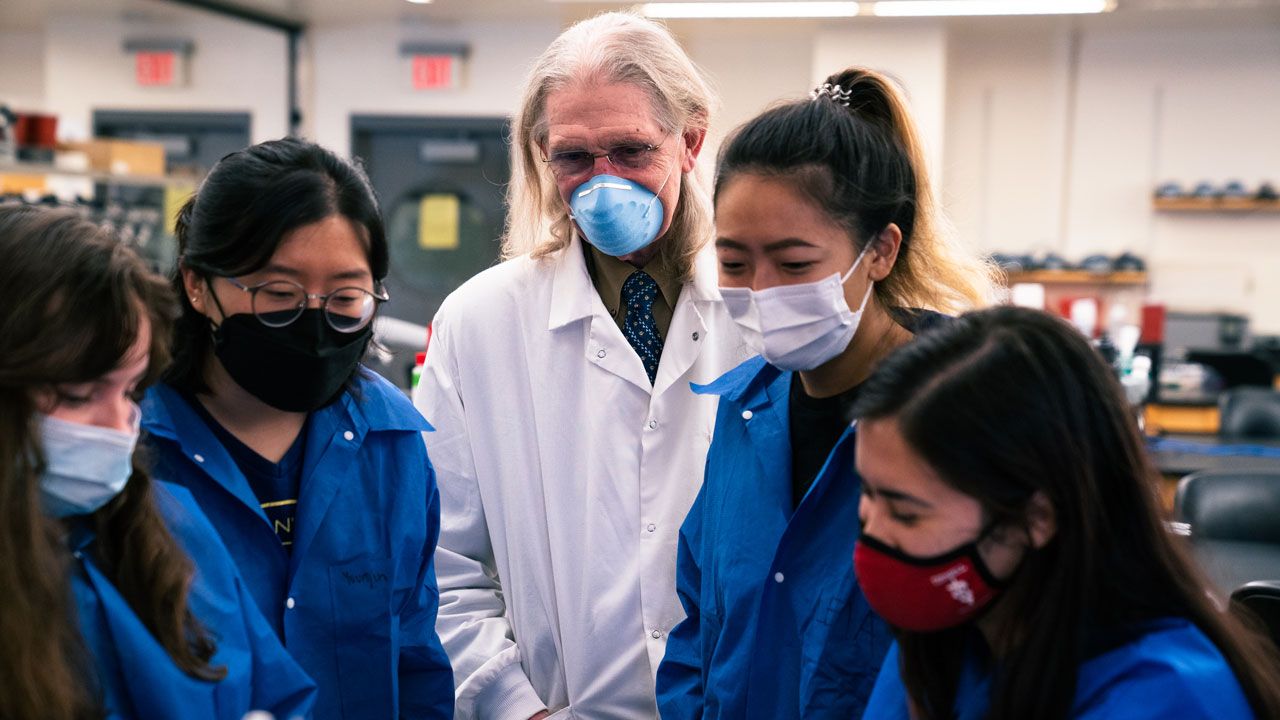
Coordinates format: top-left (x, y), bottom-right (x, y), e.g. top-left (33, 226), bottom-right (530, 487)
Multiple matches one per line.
top-left (71, 481), bottom-right (316, 720)
top-left (861, 618), bottom-right (1257, 719)
top-left (656, 355), bottom-right (893, 720)
top-left (141, 371), bottom-right (453, 720)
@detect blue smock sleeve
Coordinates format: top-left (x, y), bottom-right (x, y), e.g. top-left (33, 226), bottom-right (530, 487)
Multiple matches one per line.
top-left (396, 454), bottom-right (456, 719)
top-left (656, 470), bottom-right (711, 720)
top-left (1069, 631), bottom-right (1257, 720)
top-left (860, 642), bottom-right (910, 720)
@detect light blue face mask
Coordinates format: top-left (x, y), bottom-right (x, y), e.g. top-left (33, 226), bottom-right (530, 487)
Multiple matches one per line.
top-left (569, 170), bottom-right (673, 257)
top-left (38, 406), bottom-right (140, 518)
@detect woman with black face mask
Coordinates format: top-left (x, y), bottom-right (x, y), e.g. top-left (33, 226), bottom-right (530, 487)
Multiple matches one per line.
top-left (139, 138), bottom-right (453, 719)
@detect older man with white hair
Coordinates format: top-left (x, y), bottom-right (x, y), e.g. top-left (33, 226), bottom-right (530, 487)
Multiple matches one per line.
top-left (413, 11), bottom-right (747, 720)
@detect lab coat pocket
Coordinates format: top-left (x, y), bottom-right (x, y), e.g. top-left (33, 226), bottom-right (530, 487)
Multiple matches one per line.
top-left (328, 556), bottom-right (395, 718)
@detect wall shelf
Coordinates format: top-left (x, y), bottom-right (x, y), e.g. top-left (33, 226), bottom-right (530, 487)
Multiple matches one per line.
top-left (1004, 270), bottom-right (1148, 285)
top-left (0, 161), bottom-right (195, 189)
top-left (1153, 197), bottom-right (1280, 213)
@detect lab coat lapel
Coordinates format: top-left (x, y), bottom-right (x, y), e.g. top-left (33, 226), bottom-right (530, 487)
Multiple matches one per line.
top-left (554, 234), bottom-right (654, 392)
top-left (291, 397), bottom-right (360, 568)
top-left (653, 246), bottom-right (717, 398)
top-left (743, 372), bottom-right (793, 492)
top-left (142, 386), bottom-right (271, 529)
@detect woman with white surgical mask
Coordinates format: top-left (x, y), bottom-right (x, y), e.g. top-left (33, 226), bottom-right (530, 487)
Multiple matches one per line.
top-left (0, 205), bottom-right (315, 720)
top-left (657, 68), bottom-right (999, 719)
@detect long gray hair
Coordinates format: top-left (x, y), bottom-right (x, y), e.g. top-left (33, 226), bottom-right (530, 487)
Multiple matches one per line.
top-left (503, 11), bottom-right (715, 283)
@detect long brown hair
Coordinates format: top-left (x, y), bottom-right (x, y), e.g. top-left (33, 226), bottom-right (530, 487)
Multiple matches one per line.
top-left (0, 205), bottom-right (226, 720)
top-left (853, 307), bottom-right (1280, 720)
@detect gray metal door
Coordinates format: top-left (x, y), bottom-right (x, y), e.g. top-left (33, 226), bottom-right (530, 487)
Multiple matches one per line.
top-left (351, 115), bottom-right (509, 328)
top-left (351, 115), bottom-right (509, 388)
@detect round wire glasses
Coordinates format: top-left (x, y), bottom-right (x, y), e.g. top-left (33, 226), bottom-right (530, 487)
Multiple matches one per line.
top-left (225, 277), bottom-right (389, 333)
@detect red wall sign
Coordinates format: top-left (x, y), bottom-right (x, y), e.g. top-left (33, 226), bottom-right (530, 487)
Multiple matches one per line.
top-left (412, 55), bottom-right (454, 90)
top-left (136, 51), bottom-right (176, 86)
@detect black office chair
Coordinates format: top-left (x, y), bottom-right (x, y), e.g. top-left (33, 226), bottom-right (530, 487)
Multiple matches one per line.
top-left (1219, 387), bottom-right (1280, 440)
top-left (1174, 471), bottom-right (1280, 544)
top-left (1230, 581), bottom-right (1280, 650)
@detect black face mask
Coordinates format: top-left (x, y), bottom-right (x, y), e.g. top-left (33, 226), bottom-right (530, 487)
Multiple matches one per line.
top-left (212, 309), bottom-right (371, 413)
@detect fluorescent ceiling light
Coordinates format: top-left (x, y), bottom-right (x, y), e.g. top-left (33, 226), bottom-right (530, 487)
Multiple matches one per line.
top-left (641, 2), bottom-right (861, 18)
top-left (872, 0), bottom-right (1109, 16)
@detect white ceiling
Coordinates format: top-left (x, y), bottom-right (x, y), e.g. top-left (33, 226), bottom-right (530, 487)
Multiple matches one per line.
top-left (2, 0), bottom-right (1277, 32)
top-left (0, 0), bottom-right (603, 31)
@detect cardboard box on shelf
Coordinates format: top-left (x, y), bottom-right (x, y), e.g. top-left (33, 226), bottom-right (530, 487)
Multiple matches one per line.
top-left (0, 172), bottom-right (46, 195)
top-left (62, 139), bottom-right (165, 176)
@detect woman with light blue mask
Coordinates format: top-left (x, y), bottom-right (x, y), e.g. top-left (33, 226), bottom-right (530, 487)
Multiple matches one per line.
top-left (0, 205), bottom-right (315, 720)
top-left (655, 68), bottom-right (1000, 719)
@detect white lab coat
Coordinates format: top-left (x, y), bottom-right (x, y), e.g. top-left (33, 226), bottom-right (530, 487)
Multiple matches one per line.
top-left (413, 233), bottom-right (748, 720)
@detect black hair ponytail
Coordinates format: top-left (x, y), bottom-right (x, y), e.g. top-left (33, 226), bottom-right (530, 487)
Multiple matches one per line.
top-left (714, 67), bottom-right (998, 314)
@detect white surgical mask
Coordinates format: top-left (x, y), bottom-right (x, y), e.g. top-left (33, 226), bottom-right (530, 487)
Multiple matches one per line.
top-left (720, 241), bottom-right (875, 372)
top-left (38, 406), bottom-right (140, 517)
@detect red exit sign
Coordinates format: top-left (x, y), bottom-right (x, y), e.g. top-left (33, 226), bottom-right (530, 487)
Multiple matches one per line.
top-left (412, 55), bottom-right (454, 90)
top-left (136, 51), bottom-right (176, 86)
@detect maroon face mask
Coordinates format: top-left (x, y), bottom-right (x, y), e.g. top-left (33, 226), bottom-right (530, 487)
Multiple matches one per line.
top-left (854, 529), bottom-right (1005, 633)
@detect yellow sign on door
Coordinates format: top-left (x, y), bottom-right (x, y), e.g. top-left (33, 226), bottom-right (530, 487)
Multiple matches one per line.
top-left (164, 185), bottom-right (196, 235)
top-left (418, 193), bottom-right (460, 250)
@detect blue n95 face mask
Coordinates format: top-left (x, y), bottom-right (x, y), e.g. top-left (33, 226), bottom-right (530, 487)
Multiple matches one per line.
top-left (569, 168), bottom-right (674, 257)
top-left (38, 406), bottom-right (140, 517)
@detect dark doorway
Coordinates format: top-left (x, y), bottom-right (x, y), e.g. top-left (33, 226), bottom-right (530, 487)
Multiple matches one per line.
top-left (351, 115), bottom-right (510, 388)
top-left (351, 115), bottom-right (509, 328)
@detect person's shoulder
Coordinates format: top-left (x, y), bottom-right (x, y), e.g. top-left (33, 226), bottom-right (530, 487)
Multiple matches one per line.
top-left (894, 307), bottom-right (952, 334)
top-left (435, 252), bottom-right (550, 321)
top-left (1073, 619), bottom-right (1254, 719)
top-left (152, 479), bottom-right (200, 520)
top-left (692, 355), bottom-right (782, 403)
top-left (151, 481), bottom-right (236, 571)
top-left (139, 382), bottom-right (190, 439)
top-left (348, 369), bottom-right (433, 434)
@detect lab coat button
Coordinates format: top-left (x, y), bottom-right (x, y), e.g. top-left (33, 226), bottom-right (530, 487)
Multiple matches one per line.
top-left (774, 572), bottom-right (785, 583)
top-left (193, 454), bottom-right (205, 463)
top-left (742, 410), bottom-right (753, 420)
top-left (286, 597), bottom-right (296, 610)
top-left (648, 419), bottom-right (658, 430)
top-left (651, 629), bottom-right (662, 639)
top-left (343, 430), bottom-right (354, 441)
top-left (597, 349), bottom-right (606, 359)
top-left (692, 332), bottom-right (699, 341)
top-left (646, 523), bottom-right (656, 532)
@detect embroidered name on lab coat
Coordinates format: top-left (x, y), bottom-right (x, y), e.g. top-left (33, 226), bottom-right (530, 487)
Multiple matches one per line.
top-left (342, 571), bottom-right (390, 589)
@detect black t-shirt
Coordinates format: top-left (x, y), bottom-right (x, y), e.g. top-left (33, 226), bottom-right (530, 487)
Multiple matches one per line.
top-left (788, 375), bottom-right (862, 511)
top-left (784, 309), bottom-right (950, 511)
top-left (188, 397), bottom-right (306, 552)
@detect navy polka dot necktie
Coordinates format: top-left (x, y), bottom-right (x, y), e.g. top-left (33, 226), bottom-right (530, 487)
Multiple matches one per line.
top-left (621, 270), bottom-right (664, 385)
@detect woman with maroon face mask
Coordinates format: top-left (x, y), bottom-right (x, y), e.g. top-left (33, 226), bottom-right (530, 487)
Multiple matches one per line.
top-left (852, 306), bottom-right (1280, 720)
